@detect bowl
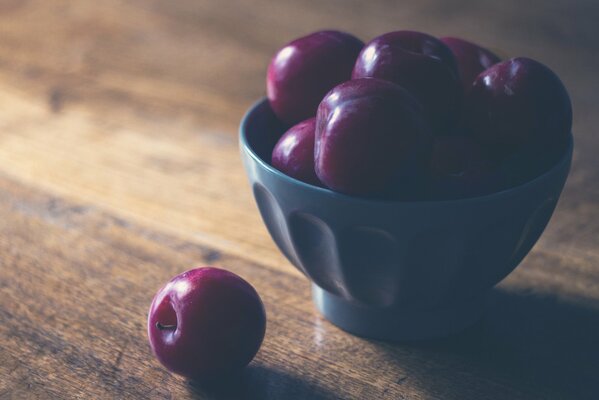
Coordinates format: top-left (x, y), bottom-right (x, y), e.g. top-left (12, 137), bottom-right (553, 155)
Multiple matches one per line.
top-left (240, 98), bottom-right (573, 341)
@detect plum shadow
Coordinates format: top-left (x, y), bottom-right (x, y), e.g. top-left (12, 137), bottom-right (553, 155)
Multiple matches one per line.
top-left (186, 364), bottom-right (333, 400)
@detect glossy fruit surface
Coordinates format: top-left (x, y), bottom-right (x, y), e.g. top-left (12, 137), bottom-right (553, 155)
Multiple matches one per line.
top-left (466, 57), bottom-right (572, 160)
top-left (267, 30), bottom-right (363, 125)
top-left (272, 117), bottom-right (320, 185)
top-left (352, 30), bottom-right (461, 133)
top-left (315, 78), bottom-right (430, 196)
top-left (148, 267), bottom-right (266, 381)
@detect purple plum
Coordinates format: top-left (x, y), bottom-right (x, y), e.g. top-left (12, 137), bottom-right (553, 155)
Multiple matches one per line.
top-left (267, 30), bottom-right (364, 125)
top-left (315, 78), bottom-right (431, 196)
top-left (271, 117), bottom-right (320, 185)
top-left (427, 135), bottom-right (500, 199)
top-left (440, 37), bottom-right (501, 92)
top-left (148, 267), bottom-right (266, 381)
top-left (352, 31), bottom-right (462, 133)
top-left (466, 57), bottom-right (572, 162)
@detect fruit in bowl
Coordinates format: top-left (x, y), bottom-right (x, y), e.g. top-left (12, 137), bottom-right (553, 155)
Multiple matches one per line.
top-left (267, 30), bottom-right (364, 125)
top-left (427, 135), bottom-right (499, 200)
top-left (241, 30), bottom-right (573, 340)
top-left (265, 31), bottom-right (571, 201)
top-left (352, 31), bottom-right (462, 134)
top-left (466, 57), bottom-right (572, 168)
top-left (440, 36), bottom-right (501, 91)
top-left (271, 117), bottom-right (320, 186)
top-left (314, 78), bottom-right (431, 196)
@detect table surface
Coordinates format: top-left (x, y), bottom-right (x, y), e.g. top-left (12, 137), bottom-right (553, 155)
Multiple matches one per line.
top-left (1, 1), bottom-right (598, 399)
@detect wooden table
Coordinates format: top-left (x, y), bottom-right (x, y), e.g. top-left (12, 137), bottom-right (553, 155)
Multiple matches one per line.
top-left (1, 1), bottom-right (598, 399)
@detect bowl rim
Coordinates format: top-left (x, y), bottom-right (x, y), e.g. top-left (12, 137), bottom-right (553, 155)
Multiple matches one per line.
top-left (240, 97), bottom-right (573, 206)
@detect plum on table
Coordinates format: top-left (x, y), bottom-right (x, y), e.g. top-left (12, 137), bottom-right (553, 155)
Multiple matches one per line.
top-left (147, 267), bottom-right (266, 381)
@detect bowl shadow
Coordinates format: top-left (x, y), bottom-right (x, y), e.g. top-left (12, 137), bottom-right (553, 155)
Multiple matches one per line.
top-left (186, 364), bottom-right (334, 400)
top-left (371, 287), bottom-right (599, 399)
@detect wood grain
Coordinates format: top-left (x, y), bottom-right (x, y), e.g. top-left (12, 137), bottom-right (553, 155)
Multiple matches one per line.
top-left (0, 0), bottom-right (598, 399)
top-left (1, 174), bottom-right (599, 399)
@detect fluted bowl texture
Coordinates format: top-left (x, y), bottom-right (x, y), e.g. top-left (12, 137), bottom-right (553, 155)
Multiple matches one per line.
top-left (240, 98), bottom-right (572, 340)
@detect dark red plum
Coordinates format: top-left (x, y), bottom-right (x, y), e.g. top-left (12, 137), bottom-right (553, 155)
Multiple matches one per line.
top-left (495, 133), bottom-right (569, 188)
top-left (385, 127), bottom-right (433, 200)
top-left (440, 37), bottom-right (501, 92)
top-left (271, 117), bottom-right (320, 185)
top-left (267, 30), bottom-right (364, 125)
top-left (466, 57), bottom-right (572, 162)
top-left (352, 31), bottom-right (461, 133)
top-left (427, 135), bottom-right (501, 199)
top-left (148, 267), bottom-right (266, 381)
top-left (315, 78), bottom-right (431, 196)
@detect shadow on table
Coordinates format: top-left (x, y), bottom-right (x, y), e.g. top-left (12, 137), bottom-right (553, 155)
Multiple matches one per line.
top-left (377, 288), bottom-right (599, 399)
top-left (186, 364), bottom-right (333, 400)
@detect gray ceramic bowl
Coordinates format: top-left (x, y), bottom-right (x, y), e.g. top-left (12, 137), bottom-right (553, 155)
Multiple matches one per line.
top-left (240, 98), bottom-right (573, 341)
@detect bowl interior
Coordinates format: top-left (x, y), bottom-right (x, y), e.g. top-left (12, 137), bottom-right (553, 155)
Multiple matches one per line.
top-left (240, 98), bottom-right (573, 204)
top-left (241, 99), bottom-right (287, 168)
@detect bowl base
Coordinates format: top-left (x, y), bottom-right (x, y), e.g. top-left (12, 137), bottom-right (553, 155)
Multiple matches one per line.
top-left (312, 284), bottom-right (486, 341)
